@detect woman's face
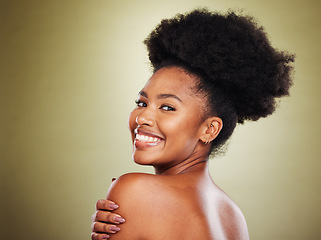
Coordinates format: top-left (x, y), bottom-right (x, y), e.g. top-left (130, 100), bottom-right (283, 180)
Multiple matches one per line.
top-left (128, 67), bottom-right (208, 172)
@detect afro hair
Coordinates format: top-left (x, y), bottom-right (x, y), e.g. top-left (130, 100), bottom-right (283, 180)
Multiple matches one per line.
top-left (144, 9), bottom-right (295, 152)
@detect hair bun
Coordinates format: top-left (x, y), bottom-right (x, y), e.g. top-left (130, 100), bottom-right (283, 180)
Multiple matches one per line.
top-left (144, 9), bottom-right (294, 123)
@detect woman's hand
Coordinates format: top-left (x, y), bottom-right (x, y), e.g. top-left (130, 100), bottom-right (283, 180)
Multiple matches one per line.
top-left (91, 199), bottom-right (125, 240)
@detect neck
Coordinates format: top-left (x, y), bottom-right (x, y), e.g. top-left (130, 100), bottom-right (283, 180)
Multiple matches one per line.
top-left (154, 153), bottom-right (209, 175)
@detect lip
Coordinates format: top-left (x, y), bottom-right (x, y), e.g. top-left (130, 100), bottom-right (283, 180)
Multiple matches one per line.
top-left (134, 128), bottom-right (164, 140)
top-left (133, 128), bottom-right (164, 149)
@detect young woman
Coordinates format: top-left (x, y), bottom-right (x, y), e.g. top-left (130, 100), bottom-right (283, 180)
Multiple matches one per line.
top-left (91, 9), bottom-right (294, 240)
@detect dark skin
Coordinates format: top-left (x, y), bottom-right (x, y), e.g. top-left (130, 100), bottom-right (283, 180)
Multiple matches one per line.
top-left (91, 67), bottom-right (249, 239)
top-left (91, 195), bottom-right (125, 239)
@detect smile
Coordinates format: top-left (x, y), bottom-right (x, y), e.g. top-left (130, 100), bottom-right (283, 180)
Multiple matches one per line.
top-left (134, 130), bottom-right (164, 149)
top-left (136, 134), bottom-right (160, 143)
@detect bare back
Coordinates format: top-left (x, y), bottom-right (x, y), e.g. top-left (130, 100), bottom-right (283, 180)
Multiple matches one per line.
top-left (106, 172), bottom-right (249, 240)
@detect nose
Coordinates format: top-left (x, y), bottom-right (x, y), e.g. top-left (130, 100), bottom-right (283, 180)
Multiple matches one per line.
top-left (135, 108), bottom-right (155, 127)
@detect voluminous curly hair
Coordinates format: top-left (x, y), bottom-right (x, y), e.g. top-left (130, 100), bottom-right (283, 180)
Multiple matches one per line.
top-left (144, 9), bottom-right (295, 153)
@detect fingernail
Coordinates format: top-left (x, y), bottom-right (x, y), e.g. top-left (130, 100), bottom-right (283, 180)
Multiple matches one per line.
top-left (110, 226), bottom-right (121, 233)
top-left (102, 235), bottom-right (110, 239)
top-left (114, 215), bottom-right (125, 223)
top-left (108, 203), bottom-right (119, 210)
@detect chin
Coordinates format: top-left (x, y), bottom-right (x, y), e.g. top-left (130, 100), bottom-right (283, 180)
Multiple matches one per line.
top-left (132, 153), bottom-right (151, 166)
top-left (132, 151), bottom-right (160, 166)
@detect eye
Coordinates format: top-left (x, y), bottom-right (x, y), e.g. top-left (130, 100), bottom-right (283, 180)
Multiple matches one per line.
top-left (135, 100), bottom-right (147, 107)
top-left (160, 105), bottom-right (176, 111)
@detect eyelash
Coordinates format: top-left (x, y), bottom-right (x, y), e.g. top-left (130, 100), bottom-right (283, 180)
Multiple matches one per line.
top-left (160, 105), bottom-right (175, 111)
top-left (135, 100), bottom-right (147, 107)
top-left (134, 100), bottom-right (176, 111)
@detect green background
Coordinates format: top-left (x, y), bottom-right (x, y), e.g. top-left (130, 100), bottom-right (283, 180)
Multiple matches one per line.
top-left (1, 0), bottom-right (320, 239)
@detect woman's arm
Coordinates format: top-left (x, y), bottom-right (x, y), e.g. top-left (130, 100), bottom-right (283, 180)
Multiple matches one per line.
top-left (104, 173), bottom-right (162, 240)
top-left (91, 178), bottom-right (126, 240)
top-left (91, 199), bottom-right (126, 240)
top-left (91, 174), bottom-right (154, 240)
top-left (91, 173), bottom-right (156, 239)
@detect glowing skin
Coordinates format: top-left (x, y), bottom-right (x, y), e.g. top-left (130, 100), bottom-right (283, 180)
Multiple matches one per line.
top-left (128, 67), bottom-right (215, 175)
top-left (94, 67), bottom-right (249, 240)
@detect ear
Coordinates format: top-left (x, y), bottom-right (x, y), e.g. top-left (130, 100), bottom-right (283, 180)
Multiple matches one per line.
top-left (199, 117), bottom-right (223, 144)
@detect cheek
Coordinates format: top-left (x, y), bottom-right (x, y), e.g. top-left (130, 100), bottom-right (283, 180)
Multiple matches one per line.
top-left (164, 117), bottom-right (201, 160)
top-left (162, 114), bottom-right (200, 144)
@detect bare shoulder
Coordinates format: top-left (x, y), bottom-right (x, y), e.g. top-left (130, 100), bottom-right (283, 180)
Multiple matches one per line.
top-left (217, 189), bottom-right (250, 240)
top-left (106, 172), bottom-right (181, 209)
top-left (106, 173), bottom-right (156, 205)
top-left (106, 173), bottom-right (171, 239)
top-left (107, 173), bottom-right (249, 240)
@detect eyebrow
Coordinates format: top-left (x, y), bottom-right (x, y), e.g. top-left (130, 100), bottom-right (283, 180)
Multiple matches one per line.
top-left (138, 91), bottom-right (182, 102)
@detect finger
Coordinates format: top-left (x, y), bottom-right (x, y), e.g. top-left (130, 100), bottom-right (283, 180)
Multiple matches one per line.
top-left (93, 211), bottom-right (126, 224)
top-left (93, 210), bottom-right (125, 224)
top-left (96, 199), bottom-right (119, 211)
top-left (91, 232), bottom-right (110, 240)
top-left (91, 222), bottom-right (121, 234)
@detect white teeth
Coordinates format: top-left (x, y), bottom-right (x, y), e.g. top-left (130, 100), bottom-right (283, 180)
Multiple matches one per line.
top-left (136, 134), bottom-right (160, 143)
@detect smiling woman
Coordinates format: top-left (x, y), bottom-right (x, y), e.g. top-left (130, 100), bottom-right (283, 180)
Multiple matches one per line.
top-left (128, 67), bottom-right (219, 173)
top-left (91, 8), bottom-right (294, 240)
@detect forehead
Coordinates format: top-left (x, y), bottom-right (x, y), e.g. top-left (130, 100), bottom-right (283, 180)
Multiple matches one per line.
top-left (142, 67), bottom-right (199, 99)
